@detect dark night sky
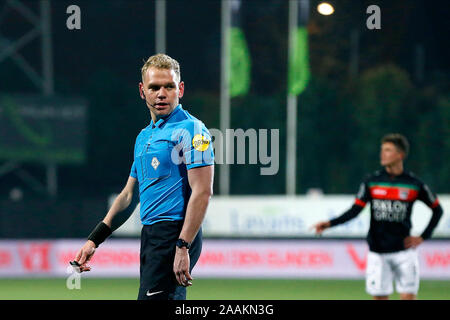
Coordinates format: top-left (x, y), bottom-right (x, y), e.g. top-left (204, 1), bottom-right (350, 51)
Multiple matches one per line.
top-left (0, 0), bottom-right (448, 197)
top-left (1, 0), bottom-right (448, 95)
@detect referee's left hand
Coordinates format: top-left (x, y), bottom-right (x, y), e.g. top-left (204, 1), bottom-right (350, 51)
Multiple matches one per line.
top-left (173, 247), bottom-right (193, 287)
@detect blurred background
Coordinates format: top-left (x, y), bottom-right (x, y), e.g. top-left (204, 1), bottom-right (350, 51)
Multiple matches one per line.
top-left (0, 0), bottom-right (449, 299)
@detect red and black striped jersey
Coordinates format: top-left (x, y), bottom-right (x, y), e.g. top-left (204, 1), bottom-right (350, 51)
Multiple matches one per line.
top-left (330, 168), bottom-right (443, 253)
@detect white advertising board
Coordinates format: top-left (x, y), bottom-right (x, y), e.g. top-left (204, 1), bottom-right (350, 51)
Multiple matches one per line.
top-left (111, 195), bottom-right (450, 238)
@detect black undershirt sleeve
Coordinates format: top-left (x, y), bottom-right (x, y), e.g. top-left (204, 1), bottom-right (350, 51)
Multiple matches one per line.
top-left (329, 204), bottom-right (364, 227)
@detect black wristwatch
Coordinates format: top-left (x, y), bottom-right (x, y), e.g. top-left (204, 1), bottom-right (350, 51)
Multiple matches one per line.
top-left (176, 238), bottom-right (191, 249)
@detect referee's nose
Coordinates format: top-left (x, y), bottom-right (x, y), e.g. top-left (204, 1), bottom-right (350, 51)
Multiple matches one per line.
top-left (157, 87), bottom-right (168, 99)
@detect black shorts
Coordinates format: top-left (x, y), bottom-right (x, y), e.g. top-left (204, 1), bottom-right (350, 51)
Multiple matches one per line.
top-left (137, 220), bottom-right (202, 300)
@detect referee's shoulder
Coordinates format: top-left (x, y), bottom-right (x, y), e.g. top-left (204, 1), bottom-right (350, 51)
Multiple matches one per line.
top-left (178, 111), bottom-right (208, 129)
top-left (135, 124), bottom-right (151, 141)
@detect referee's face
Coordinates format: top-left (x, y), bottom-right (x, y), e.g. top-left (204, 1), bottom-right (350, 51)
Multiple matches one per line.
top-left (139, 67), bottom-right (184, 121)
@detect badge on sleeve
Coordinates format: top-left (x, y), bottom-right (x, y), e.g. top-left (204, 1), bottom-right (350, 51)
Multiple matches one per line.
top-left (192, 134), bottom-right (210, 152)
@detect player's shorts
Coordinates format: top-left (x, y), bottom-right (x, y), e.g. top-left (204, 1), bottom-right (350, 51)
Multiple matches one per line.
top-left (137, 220), bottom-right (202, 300)
top-left (365, 248), bottom-right (419, 297)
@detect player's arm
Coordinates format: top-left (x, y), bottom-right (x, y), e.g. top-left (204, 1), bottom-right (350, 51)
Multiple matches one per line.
top-left (173, 164), bottom-right (214, 286)
top-left (420, 203), bottom-right (443, 240)
top-left (404, 184), bottom-right (443, 248)
top-left (312, 181), bottom-right (370, 235)
top-left (73, 176), bottom-right (138, 271)
top-left (313, 203), bottom-right (365, 234)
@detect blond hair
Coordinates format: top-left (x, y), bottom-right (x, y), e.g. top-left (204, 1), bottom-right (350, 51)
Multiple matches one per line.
top-left (141, 53), bottom-right (181, 82)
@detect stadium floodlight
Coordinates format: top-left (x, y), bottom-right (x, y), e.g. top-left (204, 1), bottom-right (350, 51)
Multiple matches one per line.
top-left (317, 2), bottom-right (334, 15)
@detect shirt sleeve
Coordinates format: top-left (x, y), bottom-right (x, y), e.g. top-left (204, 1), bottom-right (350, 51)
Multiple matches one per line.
top-left (329, 177), bottom-right (370, 227)
top-left (418, 182), bottom-right (440, 209)
top-left (130, 160), bottom-right (137, 178)
top-left (354, 178), bottom-right (371, 207)
top-left (417, 182), bottom-right (443, 240)
top-left (177, 120), bottom-right (215, 170)
top-left (130, 133), bottom-right (140, 179)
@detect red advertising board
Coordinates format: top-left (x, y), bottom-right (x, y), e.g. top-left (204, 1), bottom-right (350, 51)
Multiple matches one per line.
top-left (0, 239), bottom-right (448, 279)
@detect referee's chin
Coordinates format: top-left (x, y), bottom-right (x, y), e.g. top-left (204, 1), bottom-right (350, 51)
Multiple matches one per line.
top-left (150, 105), bottom-right (176, 119)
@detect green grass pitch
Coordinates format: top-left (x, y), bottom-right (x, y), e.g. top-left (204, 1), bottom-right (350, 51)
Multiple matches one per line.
top-left (0, 278), bottom-right (449, 300)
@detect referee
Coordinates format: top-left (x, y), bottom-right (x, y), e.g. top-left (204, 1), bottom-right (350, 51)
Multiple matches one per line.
top-left (312, 133), bottom-right (443, 300)
top-left (73, 54), bottom-right (214, 300)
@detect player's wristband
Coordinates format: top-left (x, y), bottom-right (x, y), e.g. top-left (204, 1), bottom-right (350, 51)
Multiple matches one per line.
top-left (87, 222), bottom-right (112, 248)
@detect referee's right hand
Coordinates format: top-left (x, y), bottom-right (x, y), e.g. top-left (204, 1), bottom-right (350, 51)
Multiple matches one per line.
top-left (74, 240), bottom-right (96, 272)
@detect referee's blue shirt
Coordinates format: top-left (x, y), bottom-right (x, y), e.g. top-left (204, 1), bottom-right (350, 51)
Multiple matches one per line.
top-left (130, 104), bottom-right (214, 225)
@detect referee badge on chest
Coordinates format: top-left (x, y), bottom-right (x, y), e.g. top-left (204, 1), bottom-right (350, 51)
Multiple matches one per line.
top-left (151, 157), bottom-right (160, 170)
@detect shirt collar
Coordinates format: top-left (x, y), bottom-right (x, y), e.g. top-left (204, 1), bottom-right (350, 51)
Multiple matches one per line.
top-left (150, 104), bottom-right (183, 128)
top-left (381, 167), bottom-right (405, 178)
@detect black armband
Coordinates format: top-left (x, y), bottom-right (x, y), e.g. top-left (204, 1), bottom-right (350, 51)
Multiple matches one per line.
top-left (87, 222), bottom-right (112, 248)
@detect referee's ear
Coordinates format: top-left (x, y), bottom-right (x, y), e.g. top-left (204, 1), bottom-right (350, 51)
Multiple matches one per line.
top-left (139, 82), bottom-right (146, 100)
top-left (178, 81), bottom-right (184, 99)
